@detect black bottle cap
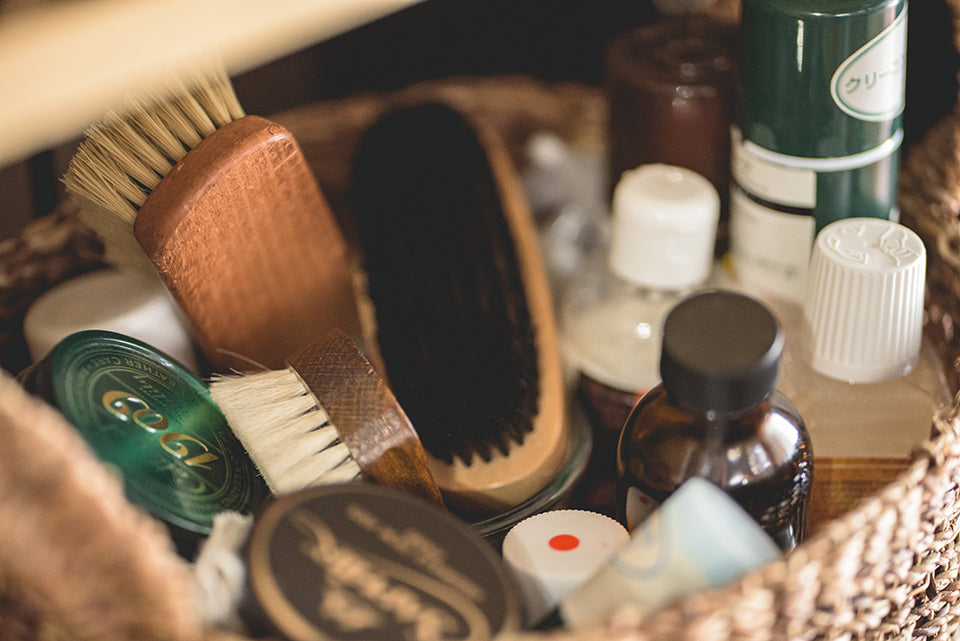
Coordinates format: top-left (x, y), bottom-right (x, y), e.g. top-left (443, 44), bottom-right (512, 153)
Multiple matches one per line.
top-left (659, 290), bottom-right (782, 414)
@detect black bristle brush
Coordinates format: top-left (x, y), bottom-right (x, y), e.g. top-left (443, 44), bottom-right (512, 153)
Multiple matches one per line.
top-left (347, 101), bottom-right (568, 516)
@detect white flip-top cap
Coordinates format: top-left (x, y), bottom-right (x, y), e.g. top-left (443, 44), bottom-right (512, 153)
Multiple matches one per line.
top-left (608, 164), bottom-right (719, 289)
top-left (501, 509), bottom-right (628, 626)
top-left (804, 218), bottom-right (926, 383)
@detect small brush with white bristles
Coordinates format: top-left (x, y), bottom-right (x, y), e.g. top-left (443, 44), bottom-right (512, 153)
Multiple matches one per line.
top-left (209, 329), bottom-right (443, 504)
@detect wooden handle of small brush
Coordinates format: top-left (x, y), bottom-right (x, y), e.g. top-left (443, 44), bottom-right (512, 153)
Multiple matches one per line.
top-left (134, 115), bottom-right (360, 372)
top-left (287, 329), bottom-right (444, 506)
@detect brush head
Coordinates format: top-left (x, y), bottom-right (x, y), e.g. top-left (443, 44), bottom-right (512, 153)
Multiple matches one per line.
top-left (209, 367), bottom-right (361, 495)
top-left (61, 70), bottom-right (361, 372)
top-left (63, 69), bottom-right (245, 276)
top-left (209, 329), bottom-right (443, 505)
top-left (348, 101), bottom-right (567, 514)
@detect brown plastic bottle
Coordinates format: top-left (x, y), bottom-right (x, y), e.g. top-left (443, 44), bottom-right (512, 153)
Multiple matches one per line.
top-left (616, 290), bottom-right (812, 551)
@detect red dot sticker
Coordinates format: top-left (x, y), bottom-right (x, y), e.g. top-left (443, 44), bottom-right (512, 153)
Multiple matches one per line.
top-left (549, 534), bottom-right (580, 551)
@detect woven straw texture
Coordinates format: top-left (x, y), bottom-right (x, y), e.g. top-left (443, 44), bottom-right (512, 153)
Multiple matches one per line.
top-left (3, 4), bottom-right (960, 640)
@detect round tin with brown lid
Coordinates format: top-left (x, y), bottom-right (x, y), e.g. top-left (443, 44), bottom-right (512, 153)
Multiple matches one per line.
top-left (244, 483), bottom-right (522, 641)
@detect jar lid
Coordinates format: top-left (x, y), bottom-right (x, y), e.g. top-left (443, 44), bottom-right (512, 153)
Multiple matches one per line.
top-left (23, 267), bottom-right (199, 372)
top-left (605, 16), bottom-right (738, 93)
top-left (24, 329), bottom-right (267, 542)
top-left (608, 164), bottom-right (719, 289)
top-left (501, 509), bottom-right (628, 626)
top-left (243, 483), bottom-right (522, 641)
top-left (660, 290), bottom-right (782, 413)
top-left (804, 218), bottom-right (926, 383)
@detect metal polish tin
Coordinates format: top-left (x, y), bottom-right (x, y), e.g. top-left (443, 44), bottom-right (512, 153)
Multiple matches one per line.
top-left (17, 329), bottom-right (268, 555)
top-left (243, 483), bottom-right (522, 641)
top-left (740, 0), bottom-right (906, 157)
top-left (731, 0), bottom-right (907, 302)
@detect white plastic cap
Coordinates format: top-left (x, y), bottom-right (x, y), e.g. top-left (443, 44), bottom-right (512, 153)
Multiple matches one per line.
top-left (804, 218), bottom-right (926, 383)
top-left (608, 164), bottom-right (719, 289)
top-left (23, 268), bottom-right (199, 372)
top-left (501, 509), bottom-right (629, 626)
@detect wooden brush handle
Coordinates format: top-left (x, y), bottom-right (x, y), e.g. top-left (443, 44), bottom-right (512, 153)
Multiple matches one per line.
top-left (286, 329), bottom-right (444, 506)
top-left (134, 115), bottom-right (360, 372)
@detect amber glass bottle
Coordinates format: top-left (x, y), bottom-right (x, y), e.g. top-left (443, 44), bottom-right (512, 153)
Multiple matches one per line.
top-left (616, 290), bottom-right (812, 551)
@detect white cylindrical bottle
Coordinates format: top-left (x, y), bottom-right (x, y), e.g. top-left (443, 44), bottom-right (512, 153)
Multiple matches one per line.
top-left (560, 164), bottom-right (719, 515)
top-left (778, 217), bottom-right (953, 529)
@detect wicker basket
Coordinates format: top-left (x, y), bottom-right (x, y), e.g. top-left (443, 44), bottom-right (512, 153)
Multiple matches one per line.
top-left (3, 7), bottom-right (960, 639)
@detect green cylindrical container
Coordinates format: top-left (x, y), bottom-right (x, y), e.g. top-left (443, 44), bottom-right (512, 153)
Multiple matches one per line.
top-left (730, 0), bottom-right (907, 302)
top-left (19, 330), bottom-right (269, 557)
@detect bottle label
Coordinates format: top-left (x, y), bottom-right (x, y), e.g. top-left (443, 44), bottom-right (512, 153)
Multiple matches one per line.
top-left (732, 129), bottom-right (817, 208)
top-left (830, 7), bottom-right (907, 122)
top-left (729, 184), bottom-right (815, 303)
top-left (624, 486), bottom-right (661, 531)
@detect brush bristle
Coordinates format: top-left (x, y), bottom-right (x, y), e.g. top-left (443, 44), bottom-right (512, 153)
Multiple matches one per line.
top-left (348, 102), bottom-right (540, 466)
top-left (208, 368), bottom-right (360, 495)
top-left (63, 69), bottom-right (245, 275)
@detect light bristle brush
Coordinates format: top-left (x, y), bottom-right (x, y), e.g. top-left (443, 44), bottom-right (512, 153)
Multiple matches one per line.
top-left (63, 69), bottom-right (359, 372)
top-left (209, 328), bottom-right (443, 505)
top-left (346, 101), bottom-right (568, 516)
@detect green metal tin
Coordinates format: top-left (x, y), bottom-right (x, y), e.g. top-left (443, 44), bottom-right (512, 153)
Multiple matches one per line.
top-left (20, 330), bottom-right (268, 554)
top-left (740, 0), bottom-right (906, 158)
top-left (731, 0), bottom-right (907, 302)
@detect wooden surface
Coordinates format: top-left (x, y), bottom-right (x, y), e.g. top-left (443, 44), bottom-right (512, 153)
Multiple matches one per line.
top-left (134, 115), bottom-right (360, 372)
top-left (0, 0), bottom-right (421, 167)
top-left (286, 329), bottom-right (443, 506)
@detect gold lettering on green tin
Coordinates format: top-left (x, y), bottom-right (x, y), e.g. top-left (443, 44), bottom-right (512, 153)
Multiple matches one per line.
top-left (101, 389), bottom-right (220, 469)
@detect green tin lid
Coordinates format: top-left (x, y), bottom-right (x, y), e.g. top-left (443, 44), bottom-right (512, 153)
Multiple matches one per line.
top-left (28, 330), bottom-right (267, 543)
top-left (739, 0), bottom-right (906, 158)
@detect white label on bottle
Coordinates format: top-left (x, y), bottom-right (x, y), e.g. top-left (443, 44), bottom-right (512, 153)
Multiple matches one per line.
top-left (624, 486), bottom-right (660, 531)
top-left (830, 7), bottom-right (907, 122)
top-left (729, 185), bottom-right (816, 303)
top-left (731, 128), bottom-right (817, 208)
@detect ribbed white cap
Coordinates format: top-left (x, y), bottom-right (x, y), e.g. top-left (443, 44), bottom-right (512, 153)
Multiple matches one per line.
top-left (501, 509), bottom-right (628, 626)
top-left (804, 218), bottom-right (926, 383)
top-left (608, 164), bottom-right (719, 289)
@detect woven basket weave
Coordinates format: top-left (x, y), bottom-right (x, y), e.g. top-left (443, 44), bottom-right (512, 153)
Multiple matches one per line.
top-left (2, 6), bottom-right (960, 639)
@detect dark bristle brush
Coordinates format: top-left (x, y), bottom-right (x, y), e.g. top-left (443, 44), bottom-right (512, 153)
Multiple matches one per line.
top-left (347, 101), bottom-right (568, 516)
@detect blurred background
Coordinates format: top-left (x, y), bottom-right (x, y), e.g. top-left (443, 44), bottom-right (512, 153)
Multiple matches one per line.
top-left (0, 0), bottom-right (957, 240)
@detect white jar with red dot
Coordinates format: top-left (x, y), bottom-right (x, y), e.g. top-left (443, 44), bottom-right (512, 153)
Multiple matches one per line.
top-left (501, 509), bottom-right (629, 626)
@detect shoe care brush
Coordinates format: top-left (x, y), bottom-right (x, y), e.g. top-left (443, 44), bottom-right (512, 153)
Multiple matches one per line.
top-left (208, 328), bottom-right (443, 505)
top-left (346, 101), bottom-right (568, 516)
top-left (62, 68), bottom-right (359, 372)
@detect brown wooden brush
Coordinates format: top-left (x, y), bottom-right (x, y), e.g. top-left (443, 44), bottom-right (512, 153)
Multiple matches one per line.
top-left (62, 69), bottom-right (359, 372)
top-left (346, 101), bottom-right (568, 516)
top-left (208, 328), bottom-right (443, 505)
